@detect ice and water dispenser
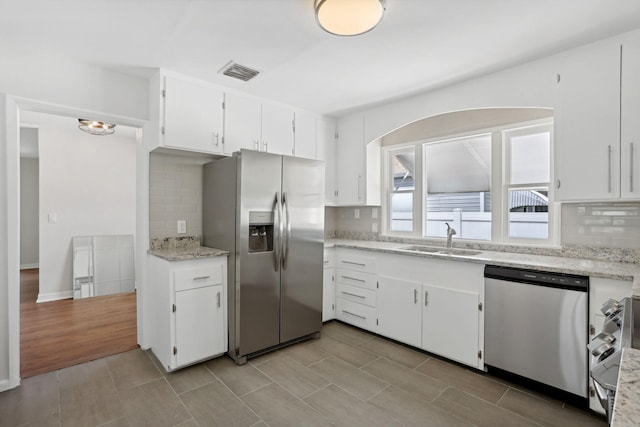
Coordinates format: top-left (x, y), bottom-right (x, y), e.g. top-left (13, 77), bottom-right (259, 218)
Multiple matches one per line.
top-left (248, 211), bottom-right (274, 253)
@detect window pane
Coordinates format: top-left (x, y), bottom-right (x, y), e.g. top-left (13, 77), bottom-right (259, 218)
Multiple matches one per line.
top-left (424, 135), bottom-right (492, 240)
top-left (508, 188), bottom-right (549, 239)
top-left (510, 132), bottom-right (550, 185)
top-left (391, 192), bottom-right (413, 232)
top-left (392, 150), bottom-right (415, 191)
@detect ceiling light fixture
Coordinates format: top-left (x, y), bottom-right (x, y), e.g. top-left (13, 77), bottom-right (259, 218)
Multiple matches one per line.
top-left (78, 119), bottom-right (116, 136)
top-left (314, 0), bottom-right (385, 36)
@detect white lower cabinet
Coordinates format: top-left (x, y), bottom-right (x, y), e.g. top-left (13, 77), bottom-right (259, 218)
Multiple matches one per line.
top-left (332, 248), bottom-right (485, 369)
top-left (377, 276), bottom-right (422, 348)
top-left (421, 284), bottom-right (480, 368)
top-left (322, 248), bottom-right (336, 322)
top-left (148, 255), bottom-right (228, 372)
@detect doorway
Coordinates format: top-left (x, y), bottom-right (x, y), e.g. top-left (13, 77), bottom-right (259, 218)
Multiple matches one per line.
top-left (17, 109), bottom-right (143, 378)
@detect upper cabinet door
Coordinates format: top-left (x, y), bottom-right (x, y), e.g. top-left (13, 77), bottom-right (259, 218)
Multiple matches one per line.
top-left (294, 110), bottom-right (317, 159)
top-left (223, 92), bottom-right (262, 155)
top-left (317, 117), bottom-right (337, 205)
top-left (621, 32), bottom-right (640, 199)
top-left (336, 114), bottom-right (365, 205)
top-left (554, 40), bottom-right (621, 201)
top-left (163, 75), bottom-right (224, 154)
top-left (262, 103), bottom-right (294, 156)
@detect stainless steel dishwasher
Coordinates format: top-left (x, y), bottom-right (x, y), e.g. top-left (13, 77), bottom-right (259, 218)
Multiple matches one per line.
top-left (484, 265), bottom-right (589, 398)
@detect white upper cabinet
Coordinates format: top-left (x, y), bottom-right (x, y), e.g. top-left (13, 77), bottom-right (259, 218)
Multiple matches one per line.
top-left (261, 103), bottom-right (294, 156)
top-left (294, 110), bottom-right (317, 159)
top-left (621, 31), bottom-right (640, 199)
top-left (336, 114), bottom-right (366, 205)
top-left (317, 117), bottom-right (337, 205)
top-left (223, 92), bottom-right (262, 155)
top-left (555, 39), bottom-right (621, 201)
top-left (162, 74), bottom-right (224, 154)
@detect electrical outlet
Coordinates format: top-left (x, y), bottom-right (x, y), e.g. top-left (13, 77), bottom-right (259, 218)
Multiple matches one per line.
top-left (48, 212), bottom-right (58, 223)
top-left (177, 220), bottom-right (187, 234)
top-left (372, 208), bottom-right (378, 219)
top-left (354, 208), bottom-right (360, 219)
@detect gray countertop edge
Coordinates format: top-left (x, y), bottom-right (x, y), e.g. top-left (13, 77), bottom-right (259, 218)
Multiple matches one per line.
top-left (147, 246), bottom-right (229, 261)
top-left (325, 239), bottom-right (640, 294)
top-left (611, 347), bottom-right (640, 426)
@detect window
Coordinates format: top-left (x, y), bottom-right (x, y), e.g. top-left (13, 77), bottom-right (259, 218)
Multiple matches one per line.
top-left (505, 125), bottom-right (551, 240)
top-left (383, 119), bottom-right (554, 245)
top-left (424, 134), bottom-right (492, 240)
top-left (388, 147), bottom-right (415, 232)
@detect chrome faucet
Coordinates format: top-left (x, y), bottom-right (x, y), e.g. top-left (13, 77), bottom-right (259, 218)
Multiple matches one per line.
top-left (445, 222), bottom-right (457, 249)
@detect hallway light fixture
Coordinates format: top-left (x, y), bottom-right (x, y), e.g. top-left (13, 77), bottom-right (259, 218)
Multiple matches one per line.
top-left (314, 0), bottom-right (385, 36)
top-left (78, 119), bottom-right (116, 136)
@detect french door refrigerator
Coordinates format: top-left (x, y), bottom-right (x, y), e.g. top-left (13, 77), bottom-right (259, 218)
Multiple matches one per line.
top-left (203, 149), bottom-right (324, 364)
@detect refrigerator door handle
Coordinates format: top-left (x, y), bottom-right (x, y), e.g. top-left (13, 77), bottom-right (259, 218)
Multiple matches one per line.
top-left (282, 192), bottom-right (290, 270)
top-left (273, 192), bottom-right (281, 271)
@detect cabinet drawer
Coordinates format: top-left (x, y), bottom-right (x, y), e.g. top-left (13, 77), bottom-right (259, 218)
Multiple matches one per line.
top-left (336, 298), bottom-right (377, 332)
top-left (336, 253), bottom-right (376, 273)
top-left (336, 268), bottom-right (377, 291)
top-left (336, 283), bottom-right (376, 307)
top-left (174, 265), bottom-right (222, 291)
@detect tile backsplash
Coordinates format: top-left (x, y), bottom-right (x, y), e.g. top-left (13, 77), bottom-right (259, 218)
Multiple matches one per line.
top-left (149, 153), bottom-right (203, 239)
top-left (562, 202), bottom-right (640, 249)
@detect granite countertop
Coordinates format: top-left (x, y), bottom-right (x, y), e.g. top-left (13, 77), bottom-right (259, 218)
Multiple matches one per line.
top-left (612, 347), bottom-right (640, 426)
top-left (148, 245), bottom-right (229, 261)
top-left (325, 239), bottom-right (640, 296)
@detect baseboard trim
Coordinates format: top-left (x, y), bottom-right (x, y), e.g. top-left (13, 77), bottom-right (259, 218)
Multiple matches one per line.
top-left (36, 290), bottom-right (73, 303)
top-left (20, 263), bottom-right (39, 270)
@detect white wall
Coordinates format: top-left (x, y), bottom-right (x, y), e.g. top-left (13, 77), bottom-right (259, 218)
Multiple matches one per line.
top-left (20, 158), bottom-right (39, 268)
top-left (0, 52), bottom-right (148, 121)
top-left (37, 114), bottom-right (137, 302)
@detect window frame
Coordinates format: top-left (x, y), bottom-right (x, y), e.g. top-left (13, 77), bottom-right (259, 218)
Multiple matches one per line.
top-left (381, 118), bottom-right (556, 246)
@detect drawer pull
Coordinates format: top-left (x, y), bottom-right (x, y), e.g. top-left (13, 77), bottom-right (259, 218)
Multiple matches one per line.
top-left (414, 289), bottom-right (418, 304)
top-left (193, 276), bottom-right (210, 281)
top-left (342, 310), bottom-right (366, 320)
top-left (217, 292), bottom-right (221, 308)
top-left (341, 275), bottom-right (365, 283)
top-left (341, 260), bottom-right (366, 267)
top-left (341, 291), bottom-right (365, 299)
top-left (324, 260), bottom-right (329, 264)
top-left (425, 290), bottom-right (429, 307)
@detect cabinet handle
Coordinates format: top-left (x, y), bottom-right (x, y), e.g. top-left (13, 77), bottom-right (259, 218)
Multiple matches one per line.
top-left (341, 275), bottom-right (365, 283)
top-left (608, 145), bottom-right (612, 193)
top-left (424, 290), bottom-right (429, 307)
top-left (414, 289), bottom-right (418, 304)
top-left (323, 260), bottom-right (329, 264)
top-left (631, 142), bottom-right (635, 193)
top-left (254, 139), bottom-right (260, 150)
top-left (341, 260), bottom-right (365, 267)
top-left (263, 140), bottom-right (269, 152)
top-left (217, 292), bottom-right (221, 308)
top-left (341, 291), bottom-right (365, 299)
top-left (193, 276), bottom-right (210, 281)
top-left (556, 179), bottom-right (561, 190)
top-left (213, 132), bottom-right (220, 146)
top-left (342, 310), bottom-right (366, 320)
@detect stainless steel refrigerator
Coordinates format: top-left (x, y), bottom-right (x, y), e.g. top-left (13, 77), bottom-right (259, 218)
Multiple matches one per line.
top-left (203, 149), bottom-right (324, 364)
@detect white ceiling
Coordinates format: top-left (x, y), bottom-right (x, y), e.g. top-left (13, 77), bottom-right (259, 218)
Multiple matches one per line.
top-left (3, 0), bottom-right (640, 116)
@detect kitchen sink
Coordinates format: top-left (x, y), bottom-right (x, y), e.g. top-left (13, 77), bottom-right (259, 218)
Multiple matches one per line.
top-left (398, 245), bottom-right (483, 257)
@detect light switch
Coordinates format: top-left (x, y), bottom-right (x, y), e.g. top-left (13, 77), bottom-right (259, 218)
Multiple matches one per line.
top-left (354, 208), bottom-right (360, 219)
top-left (48, 212), bottom-right (57, 223)
top-left (177, 220), bottom-right (187, 234)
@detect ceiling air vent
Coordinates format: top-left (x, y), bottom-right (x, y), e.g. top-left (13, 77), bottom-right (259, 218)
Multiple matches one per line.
top-left (219, 61), bottom-right (260, 82)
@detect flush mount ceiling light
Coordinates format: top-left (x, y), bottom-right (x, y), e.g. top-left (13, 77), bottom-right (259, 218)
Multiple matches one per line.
top-left (78, 119), bottom-right (116, 136)
top-left (314, 0), bottom-right (385, 36)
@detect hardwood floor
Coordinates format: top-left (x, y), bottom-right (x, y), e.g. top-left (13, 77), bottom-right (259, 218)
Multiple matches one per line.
top-left (20, 268), bottom-right (138, 378)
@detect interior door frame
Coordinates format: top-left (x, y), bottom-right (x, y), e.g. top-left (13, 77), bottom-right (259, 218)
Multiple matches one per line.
top-left (3, 95), bottom-right (149, 391)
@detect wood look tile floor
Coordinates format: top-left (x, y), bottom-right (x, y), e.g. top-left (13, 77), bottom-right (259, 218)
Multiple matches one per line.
top-left (2, 321), bottom-right (606, 427)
